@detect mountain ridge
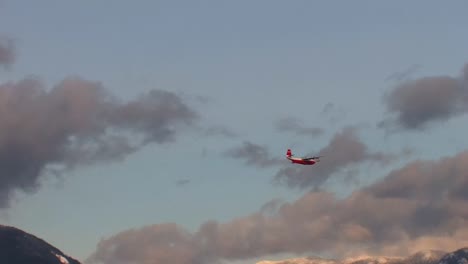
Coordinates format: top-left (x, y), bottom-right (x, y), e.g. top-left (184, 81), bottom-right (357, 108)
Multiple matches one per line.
top-left (0, 224), bottom-right (81, 264)
top-left (257, 248), bottom-right (466, 264)
top-left (0, 224), bottom-right (466, 264)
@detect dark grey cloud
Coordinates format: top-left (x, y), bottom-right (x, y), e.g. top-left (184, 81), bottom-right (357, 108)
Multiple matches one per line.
top-left (87, 151), bottom-right (468, 264)
top-left (0, 77), bottom-right (197, 208)
top-left (380, 64), bottom-right (468, 130)
top-left (0, 37), bottom-right (14, 68)
top-left (224, 141), bottom-right (281, 167)
top-left (275, 127), bottom-right (393, 189)
top-left (275, 117), bottom-right (324, 137)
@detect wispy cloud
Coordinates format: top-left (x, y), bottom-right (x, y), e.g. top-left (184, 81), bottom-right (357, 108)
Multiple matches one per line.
top-left (322, 103), bottom-right (346, 124)
top-left (203, 126), bottom-right (238, 138)
top-left (275, 117), bottom-right (324, 137)
top-left (385, 64), bottom-right (422, 82)
top-left (0, 37), bottom-right (15, 68)
top-left (224, 141), bottom-right (281, 167)
top-left (175, 179), bottom-right (191, 187)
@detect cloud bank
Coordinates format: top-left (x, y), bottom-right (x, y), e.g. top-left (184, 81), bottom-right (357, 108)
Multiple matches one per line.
top-left (0, 77), bottom-right (197, 208)
top-left (87, 150), bottom-right (468, 264)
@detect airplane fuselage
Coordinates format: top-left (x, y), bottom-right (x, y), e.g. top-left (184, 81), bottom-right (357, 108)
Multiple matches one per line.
top-left (286, 155), bottom-right (317, 165)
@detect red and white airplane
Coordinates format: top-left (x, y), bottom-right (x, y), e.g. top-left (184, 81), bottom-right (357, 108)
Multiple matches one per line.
top-left (286, 149), bottom-right (321, 165)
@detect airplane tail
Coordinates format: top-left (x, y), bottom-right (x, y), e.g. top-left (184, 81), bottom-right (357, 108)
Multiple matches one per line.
top-left (286, 149), bottom-right (292, 157)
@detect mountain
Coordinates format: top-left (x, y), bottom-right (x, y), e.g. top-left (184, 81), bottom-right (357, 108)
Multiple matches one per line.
top-left (438, 248), bottom-right (468, 264)
top-left (257, 248), bottom-right (464, 264)
top-left (0, 225), bottom-right (81, 264)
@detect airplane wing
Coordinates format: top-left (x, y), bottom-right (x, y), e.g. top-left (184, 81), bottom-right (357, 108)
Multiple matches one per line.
top-left (302, 156), bottom-right (323, 160)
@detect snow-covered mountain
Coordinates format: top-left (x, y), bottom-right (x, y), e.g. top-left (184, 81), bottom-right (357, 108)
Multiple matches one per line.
top-left (438, 248), bottom-right (468, 264)
top-left (257, 249), bottom-right (464, 264)
top-left (0, 225), bottom-right (81, 264)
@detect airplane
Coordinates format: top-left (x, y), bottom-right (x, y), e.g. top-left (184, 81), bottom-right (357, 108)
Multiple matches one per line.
top-left (286, 149), bottom-right (322, 165)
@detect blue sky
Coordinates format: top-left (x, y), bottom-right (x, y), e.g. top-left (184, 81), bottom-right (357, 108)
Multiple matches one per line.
top-left (1, 1), bottom-right (468, 263)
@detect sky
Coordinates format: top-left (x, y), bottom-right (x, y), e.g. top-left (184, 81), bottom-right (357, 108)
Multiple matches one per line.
top-left (1, 1), bottom-right (468, 263)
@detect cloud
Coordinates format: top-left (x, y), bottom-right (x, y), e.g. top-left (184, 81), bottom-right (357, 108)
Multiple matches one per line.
top-left (380, 64), bottom-right (468, 130)
top-left (88, 223), bottom-right (206, 264)
top-left (0, 37), bottom-right (15, 68)
top-left (224, 141), bottom-right (281, 167)
top-left (226, 127), bottom-right (393, 190)
top-left (275, 127), bottom-right (392, 189)
top-left (321, 103), bottom-right (346, 124)
top-left (275, 117), bottom-right (324, 137)
top-left (385, 64), bottom-right (422, 83)
top-left (87, 150), bottom-right (468, 264)
top-left (175, 179), bottom-right (191, 187)
top-left (203, 126), bottom-right (238, 138)
top-left (0, 77), bottom-right (197, 208)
